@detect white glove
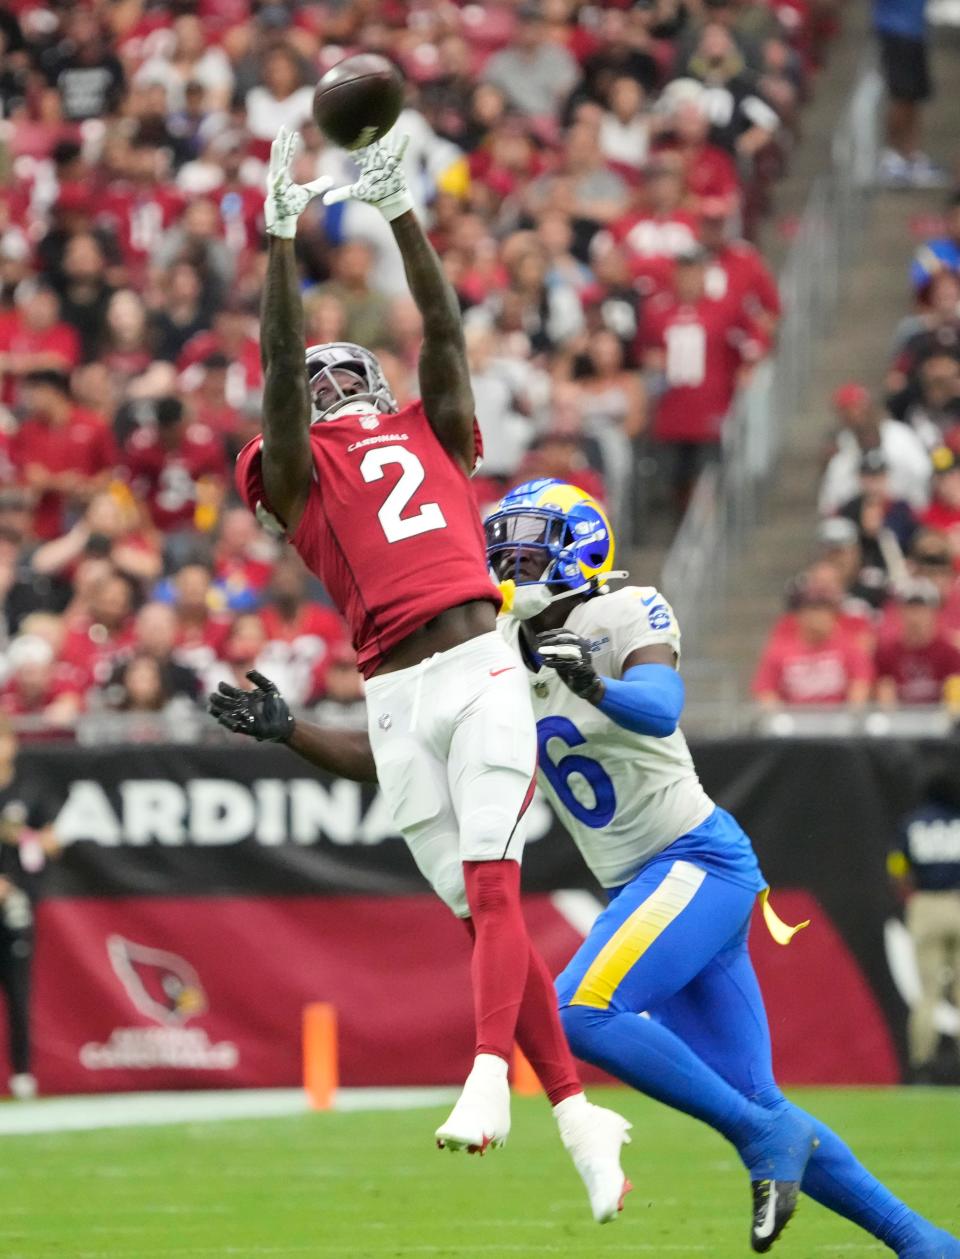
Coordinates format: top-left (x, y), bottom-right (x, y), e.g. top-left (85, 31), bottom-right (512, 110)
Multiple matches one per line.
top-left (264, 127), bottom-right (333, 240)
top-left (323, 133), bottom-right (413, 223)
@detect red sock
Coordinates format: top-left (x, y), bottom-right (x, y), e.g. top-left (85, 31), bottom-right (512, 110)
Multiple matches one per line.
top-left (514, 942), bottom-right (583, 1106)
top-left (460, 908), bottom-right (582, 1106)
top-left (463, 860), bottom-right (529, 1061)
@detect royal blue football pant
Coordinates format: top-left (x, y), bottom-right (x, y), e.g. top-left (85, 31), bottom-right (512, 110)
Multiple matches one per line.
top-left (555, 821), bottom-right (932, 1254)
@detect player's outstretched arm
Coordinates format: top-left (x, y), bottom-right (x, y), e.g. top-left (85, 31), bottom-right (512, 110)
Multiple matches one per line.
top-left (208, 672), bottom-right (378, 783)
top-left (260, 129), bottom-right (333, 531)
top-left (323, 137), bottom-right (475, 472)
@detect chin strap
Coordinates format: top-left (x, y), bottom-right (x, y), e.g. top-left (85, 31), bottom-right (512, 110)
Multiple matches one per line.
top-left (498, 571), bottom-right (629, 620)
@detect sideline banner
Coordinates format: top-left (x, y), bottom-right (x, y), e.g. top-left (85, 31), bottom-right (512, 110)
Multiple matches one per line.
top-left (12, 738), bottom-right (948, 1092)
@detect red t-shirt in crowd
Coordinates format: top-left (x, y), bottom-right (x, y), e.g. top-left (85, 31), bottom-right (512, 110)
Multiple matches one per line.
top-left (236, 401), bottom-right (500, 678)
top-left (611, 210), bottom-right (700, 263)
top-left (122, 422), bottom-right (227, 532)
top-left (874, 636), bottom-right (960, 704)
top-left (96, 183), bottom-right (186, 270)
top-left (0, 675), bottom-right (84, 717)
top-left (651, 141), bottom-right (741, 207)
top-left (178, 330), bottom-right (263, 400)
top-left (0, 310), bottom-right (81, 404)
top-left (11, 408), bottom-right (118, 540)
top-left (59, 618), bottom-right (137, 691)
top-left (752, 628), bottom-right (874, 704)
top-left (704, 242), bottom-right (782, 324)
top-left (639, 293), bottom-right (766, 443)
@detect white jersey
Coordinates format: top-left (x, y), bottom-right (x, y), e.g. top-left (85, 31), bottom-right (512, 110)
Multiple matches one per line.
top-left (499, 586), bottom-right (714, 889)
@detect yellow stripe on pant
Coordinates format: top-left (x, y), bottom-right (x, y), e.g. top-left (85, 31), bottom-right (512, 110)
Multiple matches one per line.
top-left (570, 861), bottom-right (707, 1010)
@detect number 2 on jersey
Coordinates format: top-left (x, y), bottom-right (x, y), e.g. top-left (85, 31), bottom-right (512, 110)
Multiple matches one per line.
top-left (360, 445), bottom-right (448, 544)
top-left (536, 716), bottom-right (616, 829)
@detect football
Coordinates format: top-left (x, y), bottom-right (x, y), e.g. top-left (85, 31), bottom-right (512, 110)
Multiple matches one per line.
top-left (312, 54), bottom-right (404, 151)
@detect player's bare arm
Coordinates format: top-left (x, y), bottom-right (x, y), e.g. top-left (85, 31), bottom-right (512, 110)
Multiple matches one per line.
top-left (391, 211), bottom-right (475, 473)
top-left (323, 135), bottom-right (475, 473)
top-left (208, 671), bottom-right (377, 782)
top-left (260, 129), bottom-right (333, 531)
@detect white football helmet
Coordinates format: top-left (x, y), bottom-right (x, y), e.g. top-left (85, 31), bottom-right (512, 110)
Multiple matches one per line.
top-left (304, 341), bottom-right (397, 423)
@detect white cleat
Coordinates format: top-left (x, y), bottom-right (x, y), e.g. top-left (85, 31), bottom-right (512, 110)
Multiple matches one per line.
top-left (557, 1100), bottom-right (633, 1223)
top-left (435, 1053), bottom-right (510, 1155)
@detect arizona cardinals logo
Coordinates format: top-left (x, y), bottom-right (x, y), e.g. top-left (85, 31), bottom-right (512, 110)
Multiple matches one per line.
top-left (107, 935), bottom-right (208, 1027)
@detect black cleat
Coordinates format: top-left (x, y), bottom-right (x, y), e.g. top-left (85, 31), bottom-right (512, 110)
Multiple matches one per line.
top-left (751, 1178), bottom-right (801, 1252)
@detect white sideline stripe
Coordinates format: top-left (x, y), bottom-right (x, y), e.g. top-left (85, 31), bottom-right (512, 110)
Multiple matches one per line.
top-left (0, 1086), bottom-right (460, 1136)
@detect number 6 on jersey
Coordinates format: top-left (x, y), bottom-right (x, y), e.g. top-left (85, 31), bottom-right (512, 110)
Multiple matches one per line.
top-left (360, 445), bottom-right (448, 543)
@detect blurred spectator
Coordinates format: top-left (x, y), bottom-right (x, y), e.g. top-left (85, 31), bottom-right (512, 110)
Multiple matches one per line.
top-left (655, 99), bottom-right (742, 214)
top-left (0, 635), bottom-right (82, 723)
top-left (640, 247), bottom-right (765, 511)
top-left (50, 235), bottom-right (114, 362)
top-left (259, 555), bottom-right (348, 707)
top-left (121, 396), bottom-right (226, 544)
top-left (819, 383), bottom-right (932, 513)
top-left (108, 653), bottom-right (177, 714)
top-left (699, 202), bottom-right (781, 335)
top-left (178, 298), bottom-right (262, 410)
top-left (100, 290), bottom-right (153, 391)
top-left (465, 325), bottom-right (538, 480)
top-left (838, 450), bottom-right (918, 578)
top-left (889, 270), bottom-right (960, 397)
top-left (875, 580), bottom-right (960, 706)
top-left (204, 612), bottom-right (296, 698)
top-left (815, 516), bottom-right (887, 613)
top-left (212, 508), bottom-right (276, 610)
top-left (0, 716), bottom-right (61, 1100)
top-left (122, 602), bottom-right (200, 703)
top-left (610, 164), bottom-right (699, 284)
top-left (752, 576), bottom-right (874, 707)
top-left (889, 354), bottom-right (960, 450)
top-left (888, 767), bottom-right (960, 1083)
top-left (677, 29), bottom-right (780, 157)
top-left (311, 242), bottom-right (392, 348)
top-left (11, 371), bottom-right (117, 542)
top-left (244, 45), bottom-right (314, 142)
top-left (30, 492), bottom-right (161, 590)
top-left (148, 261), bottom-right (215, 361)
top-left (483, 5), bottom-right (580, 119)
top-left (311, 641), bottom-right (365, 706)
top-left (599, 76), bottom-right (653, 172)
top-left (0, 284), bottom-right (81, 403)
top-left (571, 328), bottom-right (647, 525)
top-left (164, 561), bottom-right (231, 675)
top-left (771, 554), bottom-right (875, 650)
top-left (152, 198), bottom-right (235, 301)
top-left (911, 192), bottom-right (960, 291)
top-left (43, 10), bottom-right (125, 122)
top-left (874, 0), bottom-right (945, 188)
top-left (59, 571), bottom-right (136, 693)
top-left (921, 447), bottom-right (960, 563)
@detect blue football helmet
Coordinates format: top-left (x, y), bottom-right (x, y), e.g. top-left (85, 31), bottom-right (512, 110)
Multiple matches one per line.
top-left (484, 479), bottom-right (617, 594)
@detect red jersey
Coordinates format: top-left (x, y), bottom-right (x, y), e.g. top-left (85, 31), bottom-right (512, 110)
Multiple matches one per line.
top-left (921, 501), bottom-right (960, 561)
top-left (11, 408), bottom-right (118, 540)
top-left (236, 400), bottom-right (500, 677)
top-left (178, 330), bottom-right (263, 402)
top-left (874, 636), bottom-right (960, 705)
top-left (97, 183), bottom-right (186, 270)
top-left (752, 628), bottom-right (874, 704)
top-left (0, 311), bottom-right (81, 404)
top-left (611, 210), bottom-right (699, 264)
top-left (122, 422), bottom-right (227, 531)
top-left (639, 293), bottom-right (765, 443)
top-left (59, 619), bottom-right (136, 691)
top-left (173, 613), bottom-right (233, 674)
top-left (704, 242), bottom-right (781, 324)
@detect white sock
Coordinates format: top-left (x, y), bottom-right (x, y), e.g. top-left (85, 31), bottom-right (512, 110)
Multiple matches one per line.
top-left (553, 1091), bottom-right (589, 1123)
top-left (470, 1052), bottom-right (509, 1082)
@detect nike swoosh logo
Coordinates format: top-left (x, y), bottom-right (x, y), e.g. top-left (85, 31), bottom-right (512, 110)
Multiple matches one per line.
top-left (489, 667), bottom-right (516, 677)
top-left (640, 594), bottom-right (657, 606)
top-left (755, 1182), bottom-right (778, 1240)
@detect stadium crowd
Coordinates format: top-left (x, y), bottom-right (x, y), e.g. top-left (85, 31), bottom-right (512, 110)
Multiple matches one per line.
top-left (0, 0), bottom-right (837, 734)
top-left (752, 188), bottom-right (960, 711)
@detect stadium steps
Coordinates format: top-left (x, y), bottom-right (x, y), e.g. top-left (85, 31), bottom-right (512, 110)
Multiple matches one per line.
top-left (639, 21), bottom-right (960, 712)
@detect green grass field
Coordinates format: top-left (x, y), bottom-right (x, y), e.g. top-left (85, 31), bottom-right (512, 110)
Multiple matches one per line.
top-left (0, 1088), bottom-right (958, 1259)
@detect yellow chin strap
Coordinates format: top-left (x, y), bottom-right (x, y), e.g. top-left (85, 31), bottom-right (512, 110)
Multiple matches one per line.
top-left (497, 579), bottom-right (516, 614)
top-left (759, 887), bottom-right (810, 946)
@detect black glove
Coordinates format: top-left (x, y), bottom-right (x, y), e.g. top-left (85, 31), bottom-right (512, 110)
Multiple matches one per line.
top-left (207, 670), bottom-right (294, 743)
top-left (535, 629), bottom-right (604, 703)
